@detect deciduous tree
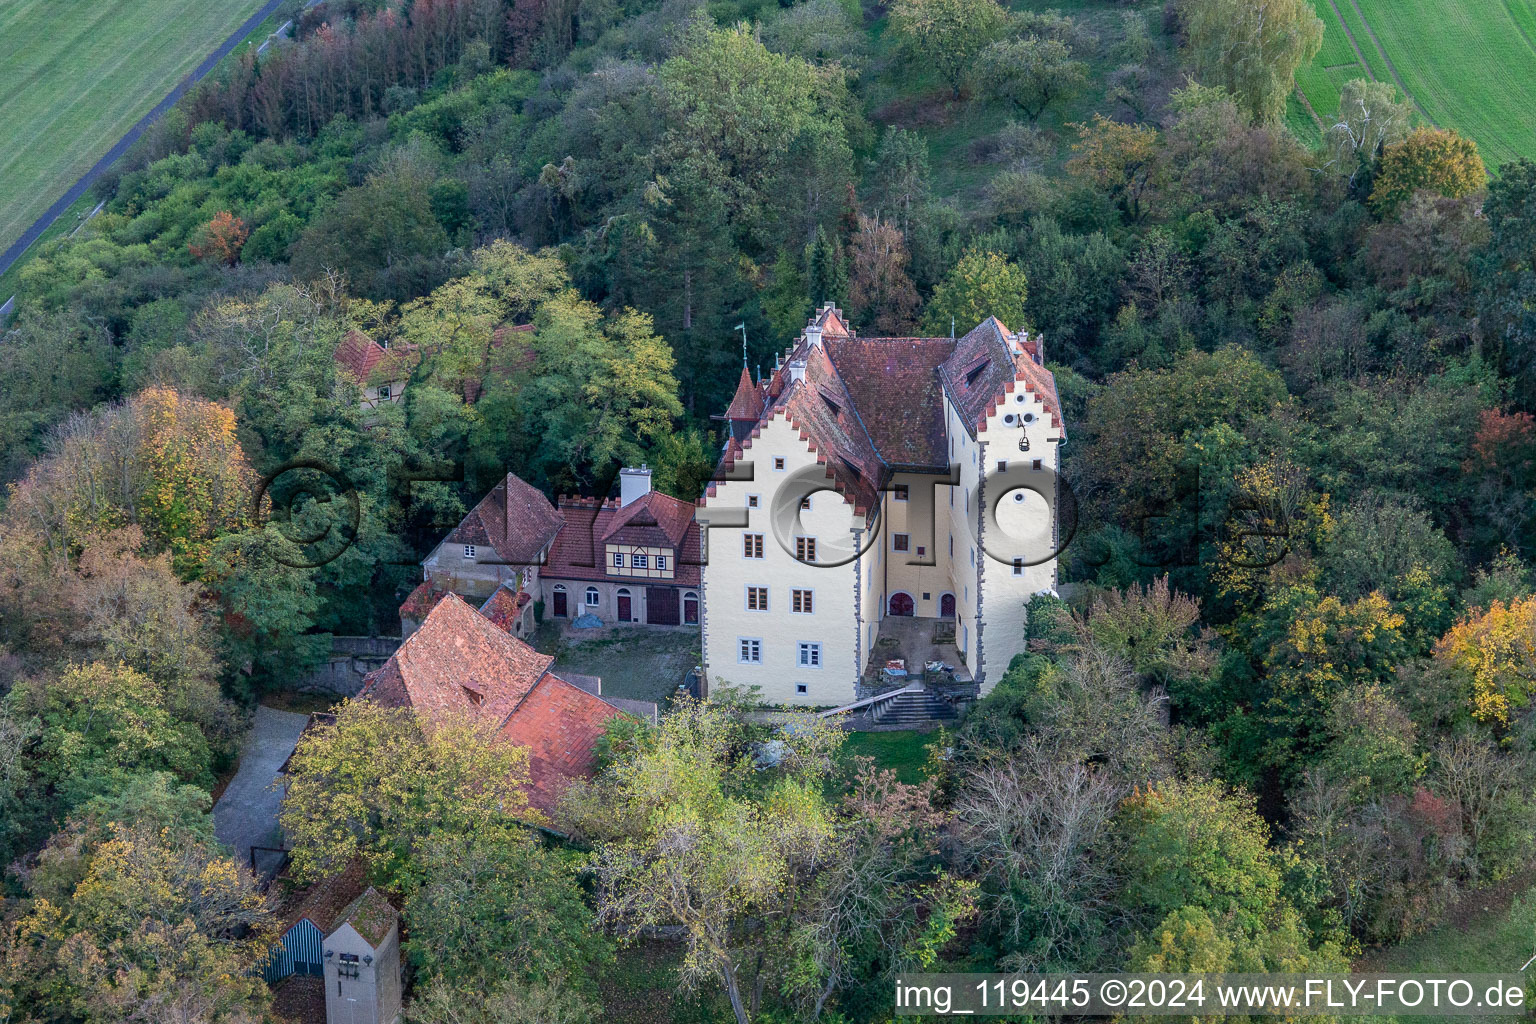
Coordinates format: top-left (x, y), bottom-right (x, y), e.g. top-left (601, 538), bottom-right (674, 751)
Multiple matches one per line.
top-left (1370, 128), bottom-right (1487, 216)
top-left (888, 0), bottom-right (1009, 97)
top-left (1067, 115), bottom-right (1161, 223)
top-left (971, 35), bottom-right (1087, 122)
top-left (1176, 0), bottom-right (1323, 125)
top-left (1435, 596), bottom-right (1536, 724)
top-left (566, 699), bottom-right (842, 1024)
top-left (280, 700), bottom-right (537, 886)
top-left (920, 250), bottom-right (1029, 336)
top-left (188, 211), bottom-right (249, 266)
top-left (847, 214), bottom-right (920, 334)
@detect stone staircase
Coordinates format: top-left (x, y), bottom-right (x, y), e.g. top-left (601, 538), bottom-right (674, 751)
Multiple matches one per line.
top-left (820, 683), bottom-right (963, 731)
top-left (869, 686), bottom-right (960, 728)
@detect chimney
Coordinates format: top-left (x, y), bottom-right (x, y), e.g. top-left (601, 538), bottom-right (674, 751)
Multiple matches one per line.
top-left (787, 359), bottom-right (807, 385)
top-left (805, 320), bottom-right (823, 349)
top-left (619, 464), bottom-right (652, 507)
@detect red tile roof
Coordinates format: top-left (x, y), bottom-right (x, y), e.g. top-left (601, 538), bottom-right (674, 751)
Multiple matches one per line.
top-left (364, 591), bottom-right (632, 820)
top-left (363, 592), bottom-right (553, 723)
top-left (399, 580), bottom-right (452, 621)
top-left (445, 472), bottom-right (564, 566)
top-left (478, 584), bottom-right (529, 633)
top-left (545, 491), bottom-right (701, 586)
top-left (334, 329), bottom-right (415, 385)
top-left (334, 330), bottom-right (387, 382)
top-left (704, 313), bottom-right (1064, 513)
top-left (724, 367), bottom-right (765, 421)
top-left (497, 675), bottom-right (625, 815)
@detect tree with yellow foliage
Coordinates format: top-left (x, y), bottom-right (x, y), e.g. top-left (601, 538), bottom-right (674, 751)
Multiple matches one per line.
top-left (0, 774), bottom-right (273, 1024)
top-left (1369, 128), bottom-right (1487, 216)
top-left (1435, 597), bottom-right (1536, 725)
top-left (280, 700), bottom-right (537, 887)
top-left (1067, 114), bottom-right (1162, 223)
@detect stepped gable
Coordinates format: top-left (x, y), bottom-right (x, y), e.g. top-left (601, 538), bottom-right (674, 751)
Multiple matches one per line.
top-left (705, 310), bottom-right (1064, 507)
top-left (938, 317), bottom-right (1017, 434)
top-left (444, 471), bottom-right (563, 565)
top-left (778, 343), bottom-right (883, 515)
top-left (546, 491), bottom-right (701, 585)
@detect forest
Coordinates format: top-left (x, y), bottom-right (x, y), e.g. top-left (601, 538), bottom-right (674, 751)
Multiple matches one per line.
top-left (2, 0), bottom-right (1536, 1019)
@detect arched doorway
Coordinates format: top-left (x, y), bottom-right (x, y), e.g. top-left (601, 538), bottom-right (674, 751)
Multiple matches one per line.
top-left (683, 591), bottom-right (699, 624)
top-left (617, 588), bottom-right (632, 622)
top-left (551, 585), bottom-right (567, 618)
top-left (889, 592), bottom-right (914, 616)
top-left (940, 592), bottom-right (955, 617)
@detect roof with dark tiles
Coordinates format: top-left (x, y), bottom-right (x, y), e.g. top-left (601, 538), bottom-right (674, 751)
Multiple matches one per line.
top-left (825, 337), bottom-right (953, 470)
top-left (703, 307), bottom-right (1064, 514)
top-left (444, 471), bottom-right (564, 566)
top-left (545, 491), bottom-right (701, 586)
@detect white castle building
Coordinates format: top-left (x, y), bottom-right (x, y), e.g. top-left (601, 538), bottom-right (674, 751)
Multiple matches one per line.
top-left (696, 304), bottom-right (1066, 706)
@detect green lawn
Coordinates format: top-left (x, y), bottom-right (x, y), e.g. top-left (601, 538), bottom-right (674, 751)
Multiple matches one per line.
top-left (0, 0), bottom-right (271, 255)
top-left (1293, 0), bottom-right (1536, 166)
top-left (843, 730), bottom-right (935, 785)
top-left (1354, 884), bottom-right (1536, 1024)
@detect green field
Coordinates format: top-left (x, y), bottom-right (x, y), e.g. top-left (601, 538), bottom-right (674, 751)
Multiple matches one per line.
top-left (1356, 883), bottom-right (1536, 1024)
top-left (1293, 0), bottom-right (1536, 166)
top-left (0, 0), bottom-right (270, 256)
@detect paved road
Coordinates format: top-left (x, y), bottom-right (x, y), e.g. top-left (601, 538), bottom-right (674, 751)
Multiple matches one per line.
top-left (0, 0), bottom-right (290, 283)
top-left (213, 705), bottom-right (310, 866)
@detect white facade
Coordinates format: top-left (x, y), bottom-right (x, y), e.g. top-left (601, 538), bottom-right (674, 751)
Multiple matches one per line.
top-left (698, 310), bottom-right (1064, 706)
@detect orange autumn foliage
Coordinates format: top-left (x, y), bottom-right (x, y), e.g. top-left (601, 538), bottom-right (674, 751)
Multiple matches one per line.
top-left (189, 211), bottom-right (249, 266)
top-left (1435, 596), bottom-right (1536, 724)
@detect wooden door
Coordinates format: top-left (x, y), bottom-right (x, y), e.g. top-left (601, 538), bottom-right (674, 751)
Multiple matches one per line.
top-left (617, 592), bottom-right (632, 621)
top-left (552, 591), bottom-right (568, 617)
top-left (646, 587), bottom-right (680, 625)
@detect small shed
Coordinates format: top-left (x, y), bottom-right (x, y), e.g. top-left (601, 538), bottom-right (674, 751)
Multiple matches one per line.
top-left (323, 887), bottom-right (402, 1024)
top-left (264, 865), bottom-right (367, 985)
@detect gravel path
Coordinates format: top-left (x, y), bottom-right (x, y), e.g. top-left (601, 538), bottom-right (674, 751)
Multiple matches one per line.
top-left (213, 705), bottom-right (310, 866)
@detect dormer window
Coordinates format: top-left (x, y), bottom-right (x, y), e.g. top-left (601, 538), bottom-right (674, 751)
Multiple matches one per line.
top-left (965, 360), bottom-right (990, 387)
top-left (463, 545), bottom-right (476, 560)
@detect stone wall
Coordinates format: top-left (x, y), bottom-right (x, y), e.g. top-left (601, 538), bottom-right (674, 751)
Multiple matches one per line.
top-left (297, 636), bottom-right (401, 695)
